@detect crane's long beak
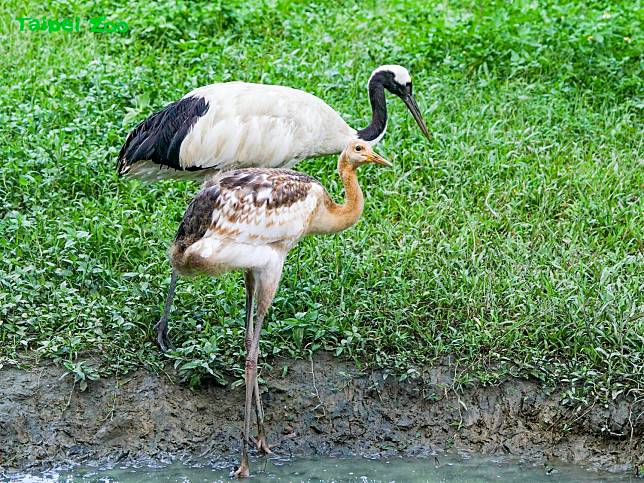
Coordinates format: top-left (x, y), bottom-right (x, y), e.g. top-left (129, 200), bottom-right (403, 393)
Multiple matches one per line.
top-left (367, 151), bottom-right (392, 167)
top-left (402, 94), bottom-right (431, 140)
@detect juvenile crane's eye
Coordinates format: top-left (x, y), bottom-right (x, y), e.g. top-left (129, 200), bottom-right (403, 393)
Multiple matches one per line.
top-left (355, 145), bottom-right (362, 151)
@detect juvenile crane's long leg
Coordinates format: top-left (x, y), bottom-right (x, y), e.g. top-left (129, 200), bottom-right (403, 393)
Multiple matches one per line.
top-left (253, 369), bottom-right (271, 455)
top-left (244, 271), bottom-right (271, 455)
top-left (234, 262), bottom-right (284, 478)
top-left (155, 269), bottom-right (178, 352)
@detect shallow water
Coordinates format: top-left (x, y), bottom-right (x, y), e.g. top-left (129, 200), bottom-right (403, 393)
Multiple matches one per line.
top-left (4, 454), bottom-right (634, 482)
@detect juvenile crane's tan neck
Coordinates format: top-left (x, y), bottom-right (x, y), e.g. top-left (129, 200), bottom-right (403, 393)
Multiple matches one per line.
top-left (309, 156), bottom-right (364, 235)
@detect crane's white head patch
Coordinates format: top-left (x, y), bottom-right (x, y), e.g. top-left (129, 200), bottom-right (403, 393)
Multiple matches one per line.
top-left (369, 64), bottom-right (412, 87)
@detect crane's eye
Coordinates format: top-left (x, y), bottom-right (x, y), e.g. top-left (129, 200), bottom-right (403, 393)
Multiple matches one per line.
top-left (355, 145), bottom-right (363, 152)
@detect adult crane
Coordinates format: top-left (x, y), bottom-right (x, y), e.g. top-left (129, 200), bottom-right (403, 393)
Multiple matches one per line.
top-left (117, 65), bottom-right (428, 180)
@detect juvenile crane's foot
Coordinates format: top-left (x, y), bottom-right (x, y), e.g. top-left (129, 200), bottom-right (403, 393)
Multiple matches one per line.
top-left (232, 455), bottom-right (250, 478)
top-left (256, 434), bottom-right (272, 455)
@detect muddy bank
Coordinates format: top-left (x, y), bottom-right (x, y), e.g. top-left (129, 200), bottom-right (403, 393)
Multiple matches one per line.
top-left (0, 353), bottom-right (641, 474)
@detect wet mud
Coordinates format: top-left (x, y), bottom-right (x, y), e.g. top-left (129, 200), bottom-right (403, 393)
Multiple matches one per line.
top-left (0, 353), bottom-right (641, 474)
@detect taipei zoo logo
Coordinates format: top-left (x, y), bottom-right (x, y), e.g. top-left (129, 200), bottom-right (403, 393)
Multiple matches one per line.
top-left (16, 16), bottom-right (129, 33)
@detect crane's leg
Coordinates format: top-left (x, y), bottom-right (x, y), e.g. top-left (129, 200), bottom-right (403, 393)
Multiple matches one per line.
top-left (233, 271), bottom-right (259, 478)
top-left (254, 369), bottom-right (271, 455)
top-left (155, 269), bottom-right (178, 352)
top-left (233, 263), bottom-right (283, 478)
top-left (232, 334), bottom-right (254, 478)
top-left (244, 271), bottom-right (271, 455)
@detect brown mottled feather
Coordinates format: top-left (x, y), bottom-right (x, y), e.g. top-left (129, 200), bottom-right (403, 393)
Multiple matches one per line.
top-left (173, 185), bottom-right (222, 252)
top-left (174, 168), bottom-right (325, 254)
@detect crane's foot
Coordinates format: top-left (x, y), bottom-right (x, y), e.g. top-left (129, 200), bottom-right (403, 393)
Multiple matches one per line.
top-left (256, 434), bottom-right (272, 455)
top-left (154, 319), bottom-right (174, 353)
top-left (231, 454), bottom-right (250, 478)
top-left (156, 332), bottom-right (175, 353)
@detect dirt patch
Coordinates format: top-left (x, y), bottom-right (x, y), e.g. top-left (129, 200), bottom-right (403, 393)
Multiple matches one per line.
top-left (0, 353), bottom-right (641, 474)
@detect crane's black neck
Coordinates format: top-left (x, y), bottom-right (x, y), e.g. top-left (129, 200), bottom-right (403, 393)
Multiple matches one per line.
top-left (356, 74), bottom-right (388, 143)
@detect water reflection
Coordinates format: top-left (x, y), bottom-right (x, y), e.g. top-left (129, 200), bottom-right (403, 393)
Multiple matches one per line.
top-left (3, 453), bottom-right (634, 482)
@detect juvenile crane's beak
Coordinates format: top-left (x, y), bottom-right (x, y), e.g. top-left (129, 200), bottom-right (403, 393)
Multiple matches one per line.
top-left (402, 94), bottom-right (431, 141)
top-left (367, 151), bottom-right (392, 167)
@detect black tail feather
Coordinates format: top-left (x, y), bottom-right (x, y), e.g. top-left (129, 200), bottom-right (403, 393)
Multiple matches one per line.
top-left (117, 96), bottom-right (210, 176)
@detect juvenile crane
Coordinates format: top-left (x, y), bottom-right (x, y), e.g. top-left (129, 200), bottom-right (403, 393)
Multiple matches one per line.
top-left (158, 141), bottom-right (390, 477)
top-left (117, 65), bottom-right (426, 180)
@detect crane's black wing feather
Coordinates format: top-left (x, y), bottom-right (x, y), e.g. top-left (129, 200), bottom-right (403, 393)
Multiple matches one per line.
top-left (117, 96), bottom-right (209, 176)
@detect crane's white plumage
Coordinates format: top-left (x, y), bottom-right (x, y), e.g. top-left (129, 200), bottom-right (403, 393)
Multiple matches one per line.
top-left (117, 64), bottom-right (430, 181)
top-left (180, 83), bottom-right (356, 171)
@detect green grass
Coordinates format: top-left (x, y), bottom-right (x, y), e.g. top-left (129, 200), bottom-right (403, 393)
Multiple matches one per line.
top-left (1, 0), bottom-right (642, 407)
